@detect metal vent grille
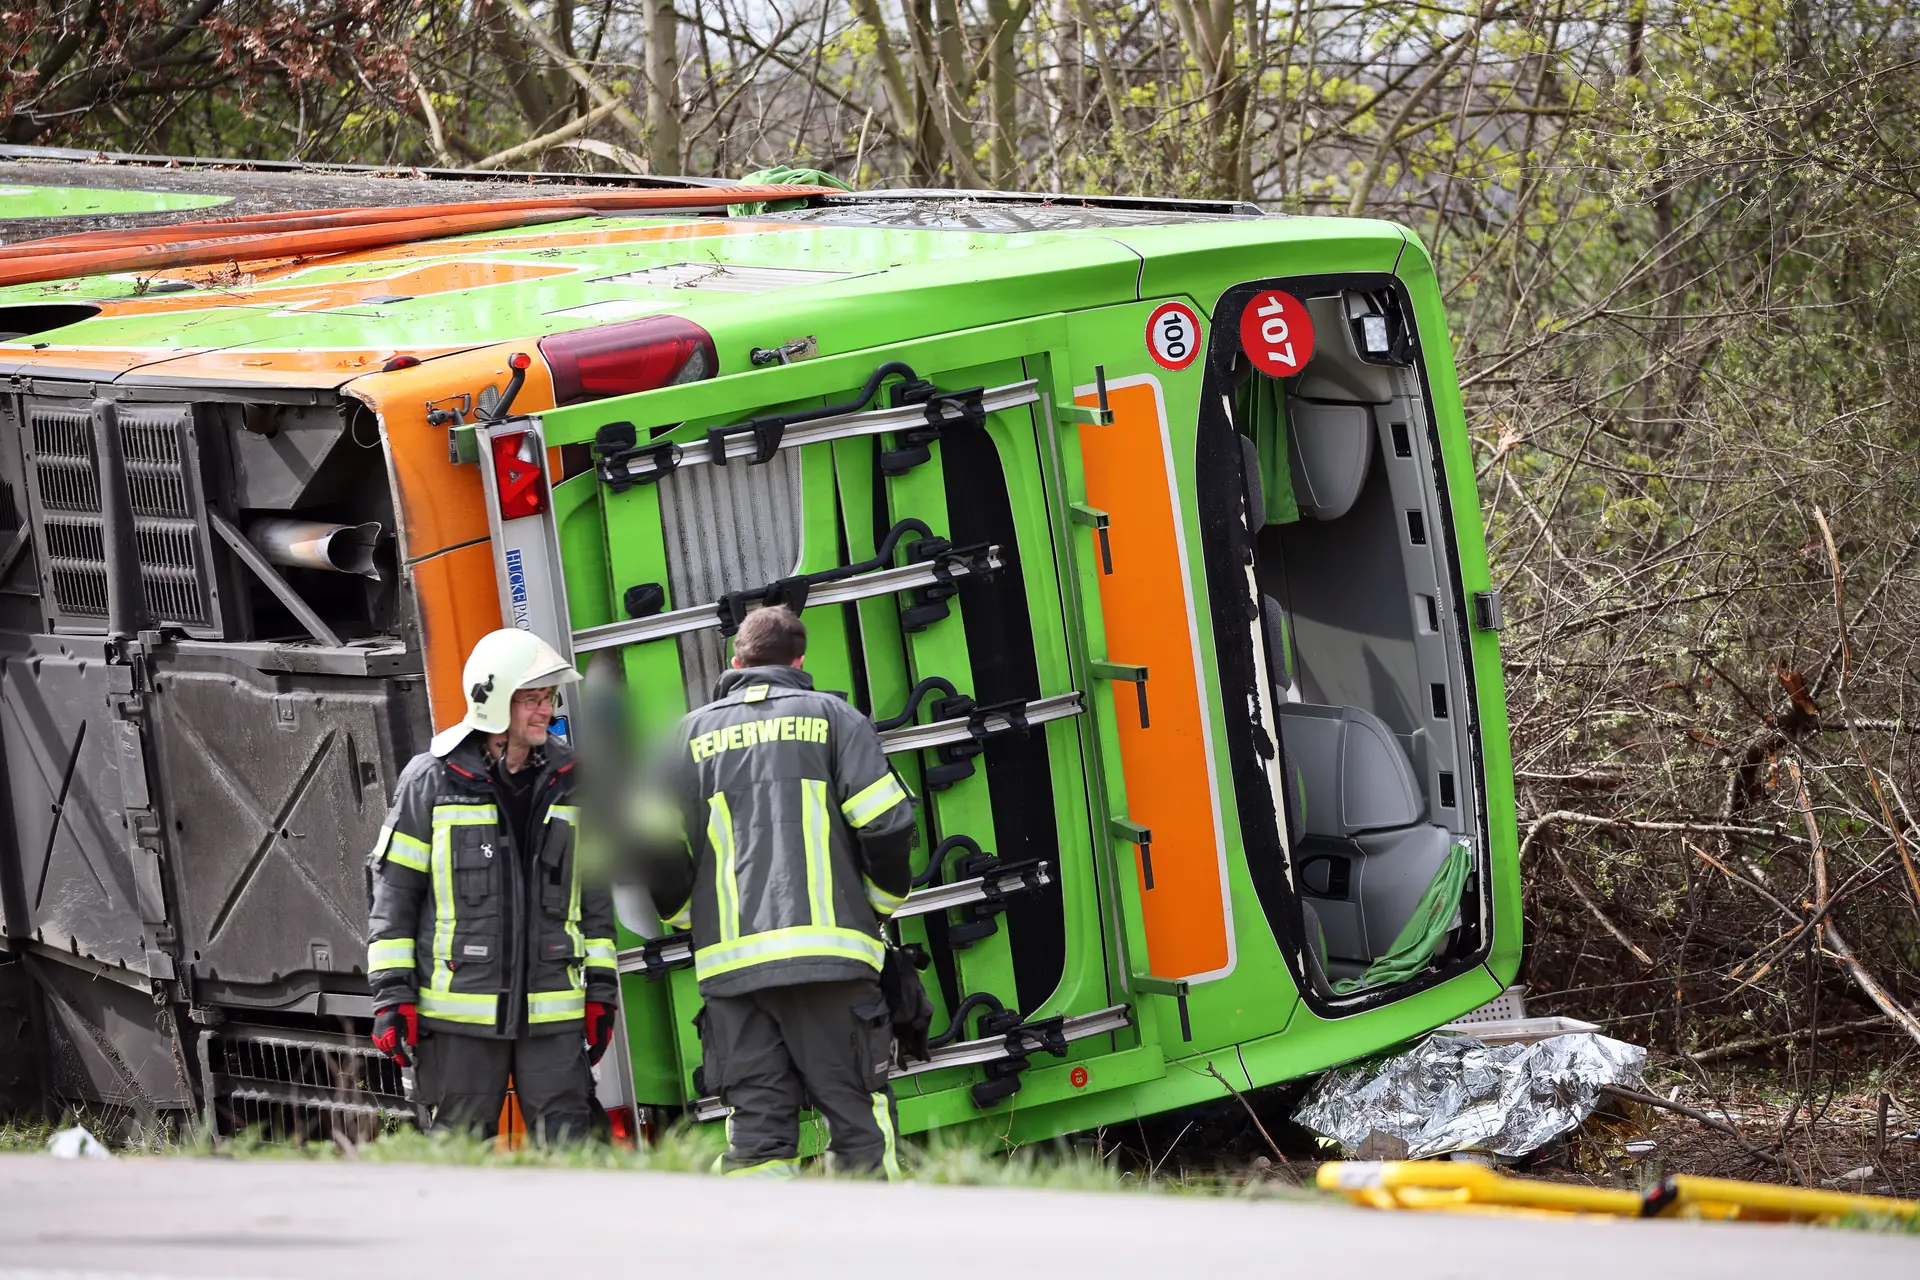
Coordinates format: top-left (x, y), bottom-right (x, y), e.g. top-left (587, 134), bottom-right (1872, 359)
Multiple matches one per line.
top-left (22, 397), bottom-right (222, 636)
top-left (29, 408), bottom-right (100, 512)
top-left (203, 1024), bottom-right (417, 1143)
top-left (658, 447), bottom-right (805, 705)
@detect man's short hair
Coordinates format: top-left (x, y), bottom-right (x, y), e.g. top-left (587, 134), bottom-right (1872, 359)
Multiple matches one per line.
top-left (735, 606), bottom-right (807, 667)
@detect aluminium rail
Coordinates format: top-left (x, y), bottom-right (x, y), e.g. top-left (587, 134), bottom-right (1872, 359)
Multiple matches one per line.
top-left (572, 549), bottom-right (1005, 653)
top-left (876, 691), bottom-right (1083, 754)
top-left (597, 379), bottom-right (1040, 487)
top-left (688, 1004), bottom-right (1135, 1119)
top-left (616, 859), bottom-right (1053, 977)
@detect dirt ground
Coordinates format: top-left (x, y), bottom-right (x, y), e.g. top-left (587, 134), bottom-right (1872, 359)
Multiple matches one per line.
top-left (1101, 1065), bottom-right (1919, 1203)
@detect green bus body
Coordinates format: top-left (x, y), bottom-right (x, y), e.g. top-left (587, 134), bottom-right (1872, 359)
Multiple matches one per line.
top-left (510, 207), bottom-right (1519, 1145)
top-left (0, 181), bottom-right (1516, 1144)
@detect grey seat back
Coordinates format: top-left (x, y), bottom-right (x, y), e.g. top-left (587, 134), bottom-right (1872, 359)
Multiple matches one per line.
top-left (1262, 594), bottom-right (1297, 701)
top-left (1287, 401), bottom-right (1371, 521)
top-left (1274, 702), bottom-right (1423, 838)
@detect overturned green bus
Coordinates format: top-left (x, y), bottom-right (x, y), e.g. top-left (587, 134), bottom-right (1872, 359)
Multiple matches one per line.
top-left (0, 163), bottom-right (1515, 1144)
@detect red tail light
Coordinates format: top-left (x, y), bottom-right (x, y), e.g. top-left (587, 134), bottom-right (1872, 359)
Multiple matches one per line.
top-left (538, 315), bottom-right (717, 406)
top-left (605, 1104), bottom-right (637, 1149)
top-left (490, 430), bottom-right (548, 520)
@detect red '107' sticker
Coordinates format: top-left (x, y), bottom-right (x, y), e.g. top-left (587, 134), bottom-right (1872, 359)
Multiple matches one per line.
top-left (1239, 289), bottom-right (1315, 376)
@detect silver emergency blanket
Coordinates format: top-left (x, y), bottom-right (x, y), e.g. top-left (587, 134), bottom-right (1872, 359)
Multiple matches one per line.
top-left (1293, 1031), bottom-right (1646, 1159)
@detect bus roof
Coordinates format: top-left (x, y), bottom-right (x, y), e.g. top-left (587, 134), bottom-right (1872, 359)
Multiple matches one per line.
top-left (0, 157), bottom-right (1403, 390)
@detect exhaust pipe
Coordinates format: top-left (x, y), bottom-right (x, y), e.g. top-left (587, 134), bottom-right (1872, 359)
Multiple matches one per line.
top-left (245, 518), bottom-right (384, 580)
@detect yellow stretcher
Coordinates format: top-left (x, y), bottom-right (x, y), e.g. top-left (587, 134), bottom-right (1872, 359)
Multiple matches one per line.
top-left (1318, 1160), bottom-right (1920, 1225)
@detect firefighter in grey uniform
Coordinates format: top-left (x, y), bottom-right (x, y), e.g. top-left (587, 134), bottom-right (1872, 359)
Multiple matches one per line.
top-left (643, 606), bottom-right (915, 1177)
top-left (365, 629), bottom-right (620, 1141)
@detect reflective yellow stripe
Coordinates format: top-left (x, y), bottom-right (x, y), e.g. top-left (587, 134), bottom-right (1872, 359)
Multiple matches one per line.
top-left (430, 826), bottom-right (456, 991)
top-left (872, 1092), bottom-right (901, 1181)
top-left (583, 937), bottom-right (617, 970)
top-left (548, 804), bottom-right (580, 824)
top-left (527, 987), bottom-right (587, 1023)
top-left (664, 901), bottom-right (692, 931)
top-left (694, 925), bottom-right (885, 980)
top-left (434, 804), bottom-right (499, 824)
top-left (710, 792), bottom-right (740, 944)
top-left (863, 877), bottom-right (908, 918)
top-left (428, 804), bottom-right (497, 992)
top-left (418, 988), bottom-right (498, 1025)
top-left (723, 1156), bottom-right (800, 1178)
top-left (842, 774), bottom-right (908, 829)
top-left (378, 826), bottom-right (431, 873)
top-left (802, 778), bottom-right (833, 927)
top-left (565, 841), bottom-right (586, 962)
top-left (367, 938), bottom-right (415, 971)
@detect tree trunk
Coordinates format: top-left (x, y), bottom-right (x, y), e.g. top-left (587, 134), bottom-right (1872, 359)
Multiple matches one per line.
top-left (645, 0), bottom-right (682, 172)
top-left (1047, 0), bottom-right (1081, 185)
top-left (929, 0), bottom-right (983, 184)
top-left (851, 0), bottom-right (920, 146)
top-left (1074, 0), bottom-right (1127, 139)
top-left (1167, 0), bottom-right (1241, 197)
top-left (488, 4), bottom-right (559, 132)
top-left (986, 0), bottom-right (1020, 185)
top-left (906, 0), bottom-right (944, 183)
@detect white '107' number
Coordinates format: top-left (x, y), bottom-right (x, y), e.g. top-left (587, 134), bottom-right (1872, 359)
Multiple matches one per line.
top-left (1256, 295), bottom-right (1298, 370)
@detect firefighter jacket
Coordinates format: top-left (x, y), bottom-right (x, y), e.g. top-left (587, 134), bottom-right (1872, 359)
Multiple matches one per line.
top-left (365, 733), bottom-right (618, 1037)
top-left (650, 666), bottom-right (916, 999)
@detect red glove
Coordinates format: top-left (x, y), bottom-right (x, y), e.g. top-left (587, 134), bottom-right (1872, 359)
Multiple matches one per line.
top-left (584, 1001), bottom-right (616, 1066)
top-left (371, 1003), bottom-right (417, 1067)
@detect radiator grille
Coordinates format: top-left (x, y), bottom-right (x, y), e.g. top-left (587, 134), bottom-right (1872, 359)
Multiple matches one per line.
top-left (658, 446), bottom-right (805, 704)
top-left (28, 409), bottom-right (100, 511)
top-left (205, 1025), bottom-right (416, 1143)
top-left (22, 398), bottom-right (221, 635)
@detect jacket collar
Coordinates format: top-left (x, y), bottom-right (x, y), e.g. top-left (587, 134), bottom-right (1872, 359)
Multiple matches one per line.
top-left (711, 665), bottom-right (813, 702)
top-left (439, 730), bottom-right (575, 790)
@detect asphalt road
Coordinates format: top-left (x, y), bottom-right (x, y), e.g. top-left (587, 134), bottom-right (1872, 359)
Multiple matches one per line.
top-left (1, 1154), bottom-right (1914, 1279)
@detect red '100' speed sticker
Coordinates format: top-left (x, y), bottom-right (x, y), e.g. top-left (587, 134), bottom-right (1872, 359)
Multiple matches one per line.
top-left (1239, 289), bottom-right (1315, 375)
top-left (1146, 301), bottom-right (1203, 370)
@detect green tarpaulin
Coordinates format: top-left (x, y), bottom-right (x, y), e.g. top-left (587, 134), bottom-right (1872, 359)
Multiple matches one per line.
top-left (1333, 840), bottom-right (1471, 994)
top-left (728, 167), bottom-right (853, 215)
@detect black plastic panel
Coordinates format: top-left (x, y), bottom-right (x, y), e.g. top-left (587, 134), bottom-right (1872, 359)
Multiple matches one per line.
top-left (146, 652), bottom-right (425, 992)
top-left (27, 953), bottom-right (191, 1111)
top-left (0, 641), bottom-right (147, 970)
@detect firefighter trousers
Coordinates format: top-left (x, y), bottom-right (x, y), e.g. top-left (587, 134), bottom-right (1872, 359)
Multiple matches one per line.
top-left (415, 1028), bottom-right (596, 1143)
top-left (700, 977), bottom-right (901, 1178)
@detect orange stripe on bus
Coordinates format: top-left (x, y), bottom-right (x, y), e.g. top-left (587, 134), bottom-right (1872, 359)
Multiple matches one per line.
top-left (1077, 378), bottom-right (1230, 979)
top-left (93, 259), bottom-right (578, 319)
top-left (347, 346), bottom-right (557, 731)
top-left (408, 539), bottom-right (506, 731)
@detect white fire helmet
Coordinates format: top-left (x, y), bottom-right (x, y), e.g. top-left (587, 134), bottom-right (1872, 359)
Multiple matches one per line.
top-left (429, 628), bottom-right (581, 757)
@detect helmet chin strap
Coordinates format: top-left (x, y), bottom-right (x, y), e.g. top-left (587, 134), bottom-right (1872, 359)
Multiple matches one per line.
top-left (488, 711), bottom-right (552, 773)
top-left (486, 729), bottom-right (534, 773)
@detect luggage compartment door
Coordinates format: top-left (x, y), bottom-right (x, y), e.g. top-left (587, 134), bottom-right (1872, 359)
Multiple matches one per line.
top-left (532, 320), bottom-right (1119, 1115)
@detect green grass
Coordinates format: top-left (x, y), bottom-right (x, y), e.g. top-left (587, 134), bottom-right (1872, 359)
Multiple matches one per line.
top-left (0, 1109), bottom-right (1314, 1198)
top-left (1833, 1209), bottom-right (1920, 1234)
top-left (0, 1113), bottom-right (186, 1157)
top-left (0, 1116), bottom-right (58, 1153)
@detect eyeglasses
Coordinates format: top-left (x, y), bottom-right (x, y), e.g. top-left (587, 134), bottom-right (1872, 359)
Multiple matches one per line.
top-left (511, 687), bottom-right (556, 711)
